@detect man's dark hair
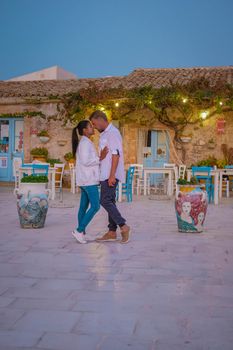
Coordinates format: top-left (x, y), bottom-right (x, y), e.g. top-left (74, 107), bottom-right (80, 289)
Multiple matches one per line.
top-left (89, 110), bottom-right (108, 121)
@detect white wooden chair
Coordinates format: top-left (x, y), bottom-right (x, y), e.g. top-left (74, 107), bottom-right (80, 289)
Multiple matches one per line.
top-left (178, 165), bottom-right (186, 179)
top-left (222, 178), bottom-right (230, 198)
top-left (13, 157), bottom-right (22, 189)
top-left (69, 163), bottom-right (76, 194)
top-left (130, 163), bottom-right (151, 195)
top-left (164, 163), bottom-right (178, 194)
top-left (54, 163), bottom-right (65, 201)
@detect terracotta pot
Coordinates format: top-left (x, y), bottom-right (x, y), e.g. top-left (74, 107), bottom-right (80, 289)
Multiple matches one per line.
top-left (39, 136), bottom-right (50, 143)
top-left (14, 183), bottom-right (51, 229)
top-left (175, 185), bottom-right (208, 233)
top-left (65, 159), bottom-right (75, 170)
top-left (32, 155), bottom-right (47, 162)
top-left (180, 136), bottom-right (192, 143)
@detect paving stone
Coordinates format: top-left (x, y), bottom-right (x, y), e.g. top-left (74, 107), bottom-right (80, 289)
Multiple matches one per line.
top-left (8, 297), bottom-right (77, 312)
top-left (73, 312), bottom-right (137, 336)
top-left (0, 308), bottom-right (25, 329)
top-left (99, 335), bottom-right (155, 350)
top-left (37, 332), bottom-right (102, 350)
top-left (0, 296), bottom-right (15, 307)
top-left (2, 287), bottom-right (72, 299)
top-left (1, 187), bottom-right (233, 349)
top-left (12, 310), bottom-right (82, 332)
top-left (0, 330), bottom-right (44, 348)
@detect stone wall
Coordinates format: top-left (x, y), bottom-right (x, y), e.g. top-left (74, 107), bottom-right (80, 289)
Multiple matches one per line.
top-left (176, 111), bottom-right (233, 165)
top-left (1, 98), bottom-right (233, 166)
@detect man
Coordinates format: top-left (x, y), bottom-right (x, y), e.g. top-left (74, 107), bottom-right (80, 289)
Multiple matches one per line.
top-left (89, 110), bottom-right (131, 244)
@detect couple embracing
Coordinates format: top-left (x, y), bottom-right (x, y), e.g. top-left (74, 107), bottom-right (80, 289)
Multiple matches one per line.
top-left (71, 110), bottom-right (130, 244)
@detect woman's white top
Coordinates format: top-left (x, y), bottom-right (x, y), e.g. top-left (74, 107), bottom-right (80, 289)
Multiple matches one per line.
top-left (75, 136), bottom-right (100, 186)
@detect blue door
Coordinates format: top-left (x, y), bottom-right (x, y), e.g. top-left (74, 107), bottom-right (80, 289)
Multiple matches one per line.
top-left (0, 118), bottom-right (24, 182)
top-left (143, 130), bottom-right (170, 185)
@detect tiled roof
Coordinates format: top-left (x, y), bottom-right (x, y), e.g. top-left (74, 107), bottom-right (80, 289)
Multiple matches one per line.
top-left (0, 66), bottom-right (233, 98)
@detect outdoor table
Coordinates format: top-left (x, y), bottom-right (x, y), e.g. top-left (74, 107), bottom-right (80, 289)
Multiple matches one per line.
top-left (143, 167), bottom-right (174, 197)
top-left (219, 168), bottom-right (233, 199)
top-left (18, 166), bottom-right (56, 200)
top-left (187, 168), bottom-right (219, 205)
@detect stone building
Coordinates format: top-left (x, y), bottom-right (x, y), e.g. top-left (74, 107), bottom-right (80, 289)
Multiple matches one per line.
top-left (0, 66), bottom-right (233, 182)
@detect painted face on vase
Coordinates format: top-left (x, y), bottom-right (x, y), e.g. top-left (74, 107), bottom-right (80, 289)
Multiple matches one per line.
top-left (182, 201), bottom-right (192, 216)
top-left (197, 212), bottom-right (205, 224)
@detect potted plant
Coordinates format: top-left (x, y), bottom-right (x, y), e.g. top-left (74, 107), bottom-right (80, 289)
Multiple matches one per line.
top-left (37, 130), bottom-right (50, 143)
top-left (47, 158), bottom-right (62, 167)
top-left (64, 152), bottom-right (75, 169)
top-left (175, 176), bottom-right (208, 233)
top-left (30, 147), bottom-right (48, 162)
top-left (47, 158), bottom-right (63, 181)
top-left (216, 159), bottom-right (227, 169)
top-left (14, 175), bottom-right (51, 228)
top-left (180, 134), bottom-right (192, 143)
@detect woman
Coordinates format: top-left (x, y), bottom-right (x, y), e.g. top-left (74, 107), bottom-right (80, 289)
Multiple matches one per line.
top-left (71, 120), bottom-right (108, 244)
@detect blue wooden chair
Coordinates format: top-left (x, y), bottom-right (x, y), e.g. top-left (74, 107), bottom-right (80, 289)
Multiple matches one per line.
top-left (32, 164), bottom-right (49, 177)
top-left (117, 166), bottom-right (135, 202)
top-left (192, 166), bottom-right (214, 203)
top-left (21, 163), bottom-right (33, 177)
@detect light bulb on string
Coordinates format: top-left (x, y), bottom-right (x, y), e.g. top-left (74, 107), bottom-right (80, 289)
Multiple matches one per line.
top-left (200, 111), bottom-right (208, 120)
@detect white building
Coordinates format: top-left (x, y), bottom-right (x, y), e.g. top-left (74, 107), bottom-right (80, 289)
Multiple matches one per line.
top-left (7, 65), bottom-right (77, 81)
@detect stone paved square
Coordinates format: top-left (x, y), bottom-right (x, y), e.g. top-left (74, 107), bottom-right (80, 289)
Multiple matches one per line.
top-left (0, 186), bottom-right (233, 349)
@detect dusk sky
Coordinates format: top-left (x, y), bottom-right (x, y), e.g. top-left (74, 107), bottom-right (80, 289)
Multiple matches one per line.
top-left (0, 0), bottom-right (233, 80)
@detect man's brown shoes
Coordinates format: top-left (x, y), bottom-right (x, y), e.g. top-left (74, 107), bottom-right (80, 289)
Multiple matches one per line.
top-left (120, 224), bottom-right (131, 244)
top-left (96, 231), bottom-right (117, 242)
top-left (96, 225), bottom-right (131, 244)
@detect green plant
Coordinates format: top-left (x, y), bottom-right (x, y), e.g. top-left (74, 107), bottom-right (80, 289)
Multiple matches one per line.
top-left (190, 176), bottom-right (199, 184)
top-left (47, 158), bottom-right (62, 167)
top-left (30, 147), bottom-right (48, 157)
top-left (21, 175), bottom-right (48, 183)
top-left (216, 159), bottom-right (227, 169)
top-left (64, 152), bottom-right (74, 161)
top-left (196, 156), bottom-right (217, 167)
top-left (37, 130), bottom-right (49, 137)
top-left (177, 176), bottom-right (198, 185)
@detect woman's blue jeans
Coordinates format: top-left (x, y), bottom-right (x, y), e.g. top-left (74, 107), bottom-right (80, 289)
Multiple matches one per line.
top-left (77, 185), bottom-right (100, 233)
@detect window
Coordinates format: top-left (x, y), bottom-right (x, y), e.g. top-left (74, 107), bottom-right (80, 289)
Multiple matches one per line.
top-left (0, 120), bottom-right (9, 153)
top-left (14, 120), bottom-right (24, 152)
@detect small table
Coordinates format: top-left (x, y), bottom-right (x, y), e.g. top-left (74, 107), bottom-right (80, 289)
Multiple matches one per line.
top-left (18, 166), bottom-right (56, 200)
top-left (143, 167), bottom-right (174, 197)
top-left (187, 169), bottom-right (219, 205)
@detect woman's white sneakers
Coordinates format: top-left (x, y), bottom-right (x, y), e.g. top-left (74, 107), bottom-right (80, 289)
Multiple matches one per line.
top-left (72, 230), bottom-right (87, 244)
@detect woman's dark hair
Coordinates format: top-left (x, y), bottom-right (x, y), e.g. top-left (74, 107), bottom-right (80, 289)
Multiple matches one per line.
top-left (72, 120), bottom-right (90, 157)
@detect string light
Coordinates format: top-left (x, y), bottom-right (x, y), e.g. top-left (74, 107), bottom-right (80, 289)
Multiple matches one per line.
top-left (182, 98), bottom-right (188, 103)
top-left (200, 111), bottom-right (208, 120)
top-left (115, 102), bottom-right (119, 107)
top-left (219, 101), bottom-right (223, 106)
top-left (100, 107), bottom-right (105, 111)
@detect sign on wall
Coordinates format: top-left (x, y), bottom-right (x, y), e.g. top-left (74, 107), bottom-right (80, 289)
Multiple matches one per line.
top-left (216, 118), bottom-right (226, 134)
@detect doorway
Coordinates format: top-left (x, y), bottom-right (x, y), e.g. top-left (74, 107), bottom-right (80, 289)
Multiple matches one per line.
top-left (143, 130), bottom-right (170, 185)
top-left (0, 118), bottom-right (24, 182)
